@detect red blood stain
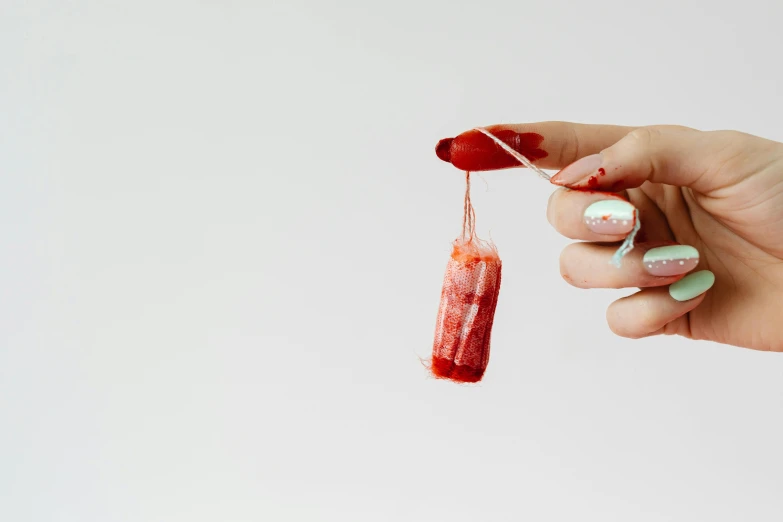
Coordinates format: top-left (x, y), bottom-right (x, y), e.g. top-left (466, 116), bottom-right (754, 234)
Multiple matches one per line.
top-left (431, 243), bottom-right (501, 383)
top-left (577, 172), bottom-right (624, 192)
top-left (578, 189), bottom-right (623, 198)
top-left (601, 214), bottom-right (610, 221)
top-left (431, 356), bottom-right (485, 383)
top-left (435, 128), bottom-right (548, 171)
top-left (635, 227), bottom-right (647, 243)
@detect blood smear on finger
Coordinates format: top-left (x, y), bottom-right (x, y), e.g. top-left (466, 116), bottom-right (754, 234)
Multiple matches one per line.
top-left (431, 172), bottom-right (502, 383)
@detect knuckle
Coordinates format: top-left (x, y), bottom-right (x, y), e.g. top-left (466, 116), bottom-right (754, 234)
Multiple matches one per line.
top-left (625, 127), bottom-right (660, 149)
top-left (710, 129), bottom-right (759, 155)
top-left (614, 127), bottom-right (669, 179)
top-left (552, 121), bottom-right (582, 167)
top-left (657, 124), bottom-right (695, 134)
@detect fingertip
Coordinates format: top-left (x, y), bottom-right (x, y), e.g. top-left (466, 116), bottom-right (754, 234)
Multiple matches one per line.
top-left (435, 138), bottom-right (453, 163)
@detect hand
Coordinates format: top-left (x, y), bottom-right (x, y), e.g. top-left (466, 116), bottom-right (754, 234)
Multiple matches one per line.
top-left (435, 123), bottom-right (783, 351)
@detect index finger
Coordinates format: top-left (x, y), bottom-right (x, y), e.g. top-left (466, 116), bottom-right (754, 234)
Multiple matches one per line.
top-left (435, 121), bottom-right (636, 172)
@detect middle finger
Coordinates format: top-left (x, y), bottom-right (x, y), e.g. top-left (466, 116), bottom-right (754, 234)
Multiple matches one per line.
top-left (560, 242), bottom-right (701, 289)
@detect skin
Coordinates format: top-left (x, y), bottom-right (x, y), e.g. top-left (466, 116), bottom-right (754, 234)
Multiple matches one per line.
top-left (441, 122), bottom-right (783, 351)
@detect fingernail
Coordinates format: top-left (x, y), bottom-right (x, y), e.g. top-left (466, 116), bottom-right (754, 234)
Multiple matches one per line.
top-left (643, 245), bottom-right (700, 276)
top-left (551, 153), bottom-right (603, 186)
top-left (583, 200), bottom-right (636, 235)
top-left (669, 270), bottom-right (715, 302)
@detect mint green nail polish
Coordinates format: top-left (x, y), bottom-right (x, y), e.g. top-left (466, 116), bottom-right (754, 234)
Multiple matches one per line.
top-left (643, 245), bottom-right (699, 276)
top-left (583, 200), bottom-right (636, 235)
top-left (669, 270), bottom-right (715, 302)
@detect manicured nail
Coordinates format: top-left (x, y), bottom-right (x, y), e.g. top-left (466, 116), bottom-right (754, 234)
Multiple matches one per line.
top-left (583, 200), bottom-right (636, 235)
top-left (669, 270), bottom-right (715, 302)
top-left (551, 153), bottom-right (603, 186)
top-left (643, 245), bottom-right (700, 276)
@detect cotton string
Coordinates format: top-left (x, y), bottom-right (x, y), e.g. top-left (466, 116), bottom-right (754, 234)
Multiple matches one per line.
top-left (474, 127), bottom-right (551, 180)
top-left (461, 171), bottom-right (477, 242)
top-left (473, 127), bottom-right (640, 267)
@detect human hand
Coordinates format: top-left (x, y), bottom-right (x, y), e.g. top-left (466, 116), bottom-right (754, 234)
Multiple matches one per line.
top-left (435, 122), bottom-right (783, 351)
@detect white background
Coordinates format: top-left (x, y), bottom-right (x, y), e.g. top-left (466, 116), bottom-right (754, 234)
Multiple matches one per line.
top-left (3, 1), bottom-right (783, 520)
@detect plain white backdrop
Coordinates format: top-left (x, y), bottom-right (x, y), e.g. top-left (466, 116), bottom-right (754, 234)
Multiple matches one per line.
top-left (2, 1), bottom-right (783, 520)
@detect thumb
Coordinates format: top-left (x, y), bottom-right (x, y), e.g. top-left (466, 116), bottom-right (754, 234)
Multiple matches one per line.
top-left (549, 125), bottom-right (755, 193)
